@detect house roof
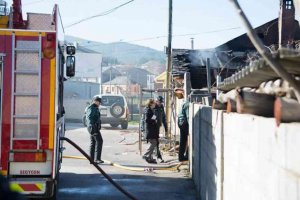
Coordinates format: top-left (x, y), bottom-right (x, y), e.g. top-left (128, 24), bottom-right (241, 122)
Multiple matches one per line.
top-left (155, 71), bottom-right (167, 83)
top-left (118, 67), bottom-right (153, 88)
top-left (171, 18), bottom-right (300, 90)
top-left (102, 76), bottom-right (133, 85)
top-left (216, 18), bottom-right (300, 52)
top-left (172, 49), bottom-right (239, 89)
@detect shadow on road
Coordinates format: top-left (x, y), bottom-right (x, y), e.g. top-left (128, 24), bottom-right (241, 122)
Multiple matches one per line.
top-left (57, 172), bottom-right (196, 200)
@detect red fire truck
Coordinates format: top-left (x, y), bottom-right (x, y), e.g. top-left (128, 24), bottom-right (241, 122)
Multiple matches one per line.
top-left (0, 0), bottom-right (75, 199)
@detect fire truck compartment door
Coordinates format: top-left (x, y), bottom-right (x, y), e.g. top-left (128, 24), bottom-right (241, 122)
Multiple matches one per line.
top-left (9, 161), bottom-right (52, 176)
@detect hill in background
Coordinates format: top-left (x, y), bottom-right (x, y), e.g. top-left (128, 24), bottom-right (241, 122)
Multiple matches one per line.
top-left (65, 36), bottom-right (166, 68)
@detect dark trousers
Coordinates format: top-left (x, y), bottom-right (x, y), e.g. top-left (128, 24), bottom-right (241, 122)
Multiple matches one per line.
top-left (156, 139), bottom-right (162, 159)
top-left (88, 126), bottom-right (103, 161)
top-left (143, 139), bottom-right (157, 159)
top-left (179, 126), bottom-right (189, 161)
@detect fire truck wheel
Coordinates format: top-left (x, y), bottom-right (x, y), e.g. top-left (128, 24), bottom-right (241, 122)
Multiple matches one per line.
top-left (46, 182), bottom-right (57, 200)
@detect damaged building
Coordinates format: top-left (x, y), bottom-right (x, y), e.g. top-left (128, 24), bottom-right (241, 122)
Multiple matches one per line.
top-left (180, 1), bottom-right (300, 200)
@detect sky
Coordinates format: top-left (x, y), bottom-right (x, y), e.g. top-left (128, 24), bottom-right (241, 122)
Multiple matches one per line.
top-left (5, 0), bottom-right (281, 51)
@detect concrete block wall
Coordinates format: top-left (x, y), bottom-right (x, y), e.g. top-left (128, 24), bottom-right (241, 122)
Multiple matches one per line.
top-left (191, 104), bottom-right (223, 200)
top-left (191, 104), bottom-right (300, 200)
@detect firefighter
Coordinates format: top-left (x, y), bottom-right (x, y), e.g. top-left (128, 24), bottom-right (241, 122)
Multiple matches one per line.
top-left (154, 96), bottom-right (168, 163)
top-left (86, 96), bottom-right (104, 164)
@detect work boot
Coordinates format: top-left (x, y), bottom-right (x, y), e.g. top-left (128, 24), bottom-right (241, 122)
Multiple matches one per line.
top-left (94, 160), bottom-right (104, 164)
top-left (146, 158), bottom-right (157, 164)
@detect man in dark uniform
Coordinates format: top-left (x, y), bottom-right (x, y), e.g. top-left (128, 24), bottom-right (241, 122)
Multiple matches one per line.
top-left (86, 96), bottom-right (104, 164)
top-left (154, 96), bottom-right (168, 163)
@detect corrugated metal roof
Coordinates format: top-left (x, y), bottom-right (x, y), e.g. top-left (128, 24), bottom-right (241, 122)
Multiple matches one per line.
top-left (218, 49), bottom-right (300, 91)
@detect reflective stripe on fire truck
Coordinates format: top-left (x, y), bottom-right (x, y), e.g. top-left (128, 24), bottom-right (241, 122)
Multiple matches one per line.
top-left (10, 182), bottom-right (45, 194)
top-left (0, 170), bottom-right (7, 175)
top-left (0, 30), bottom-right (47, 37)
top-left (49, 58), bottom-right (56, 149)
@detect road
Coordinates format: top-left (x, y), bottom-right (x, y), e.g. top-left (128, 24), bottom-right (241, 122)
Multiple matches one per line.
top-left (57, 123), bottom-right (196, 200)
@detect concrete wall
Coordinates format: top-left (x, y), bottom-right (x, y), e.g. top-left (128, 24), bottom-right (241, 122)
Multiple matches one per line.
top-left (190, 103), bottom-right (300, 200)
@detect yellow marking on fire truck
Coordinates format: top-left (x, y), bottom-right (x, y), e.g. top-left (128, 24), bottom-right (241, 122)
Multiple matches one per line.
top-left (49, 58), bottom-right (56, 149)
top-left (0, 29), bottom-right (46, 36)
top-left (10, 183), bottom-right (44, 192)
top-left (10, 183), bottom-right (24, 192)
top-left (36, 183), bottom-right (43, 191)
top-left (15, 31), bottom-right (46, 37)
top-left (0, 170), bottom-right (7, 175)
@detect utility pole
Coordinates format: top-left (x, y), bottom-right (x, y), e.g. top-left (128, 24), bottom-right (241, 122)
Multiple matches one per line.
top-left (165, 0), bottom-right (172, 138)
top-left (109, 66), bottom-right (112, 93)
top-left (191, 38), bottom-right (194, 49)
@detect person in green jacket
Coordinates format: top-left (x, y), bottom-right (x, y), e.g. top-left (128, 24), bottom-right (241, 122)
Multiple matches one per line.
top-left (177, 100), bottom-right (189, 161)
top-left (86, 96), bottom-right (104, 164)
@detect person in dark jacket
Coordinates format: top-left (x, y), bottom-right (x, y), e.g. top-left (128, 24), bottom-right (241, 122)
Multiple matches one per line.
top-left (154, 96), bottom-right (168, 163)
top-left (86, 96), bottom-right (104, 164)
top-left (155, 96), bottom-right (168, 133)
top-left (142, 99), bottom-right (159, 164)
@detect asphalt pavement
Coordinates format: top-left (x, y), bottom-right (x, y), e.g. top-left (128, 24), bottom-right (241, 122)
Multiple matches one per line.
top-left (57, 123), bottom-right (197, 200)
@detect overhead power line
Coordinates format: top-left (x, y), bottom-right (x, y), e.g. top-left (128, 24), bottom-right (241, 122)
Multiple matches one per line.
top-left (23, 0), bottom-right (47, 6)
top-left (79, 26), bottom-right (242, 48)
top-left (125, 27), bottom-right (241, 43)
top-left (65, 0), bottom-right (134, 28)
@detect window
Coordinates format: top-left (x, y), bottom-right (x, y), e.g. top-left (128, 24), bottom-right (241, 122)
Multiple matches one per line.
top-left (101, 96), bottom-right (125, 106)
top-left (286, 0), bottom-right (292, 9)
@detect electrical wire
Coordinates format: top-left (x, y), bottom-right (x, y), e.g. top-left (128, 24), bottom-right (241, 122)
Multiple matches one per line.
top-left (23, 0), bottom-right (46, 6)
top-left (126, 27), bottom-right (242, 43)
top-left (77, 26), bottom-right (242, 49)
top-left (65, 0), bottom-right (134, 28)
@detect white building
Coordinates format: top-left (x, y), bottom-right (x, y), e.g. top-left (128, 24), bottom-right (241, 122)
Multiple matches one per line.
top-left (71, 45), bottom-right (103, 83)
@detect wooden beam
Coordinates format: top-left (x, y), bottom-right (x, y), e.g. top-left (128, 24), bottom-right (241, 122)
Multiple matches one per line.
top-left (274, 97), bottom-right (300, 126)
top-left (213, 99), bottom-right (227, 110)
top-left (226, 99), bottom-right (237, 113)
top-left (236, 91), bottom-right (275, 117)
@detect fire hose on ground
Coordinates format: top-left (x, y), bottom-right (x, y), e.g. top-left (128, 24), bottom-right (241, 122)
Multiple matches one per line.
top-left (63, 155), bottom-right (184, 172)
top-left (60, 137), bottom-right (138, 200)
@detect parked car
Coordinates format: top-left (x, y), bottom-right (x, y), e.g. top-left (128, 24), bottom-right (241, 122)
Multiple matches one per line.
top-left (83, 94), bottom-right (129, 129)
